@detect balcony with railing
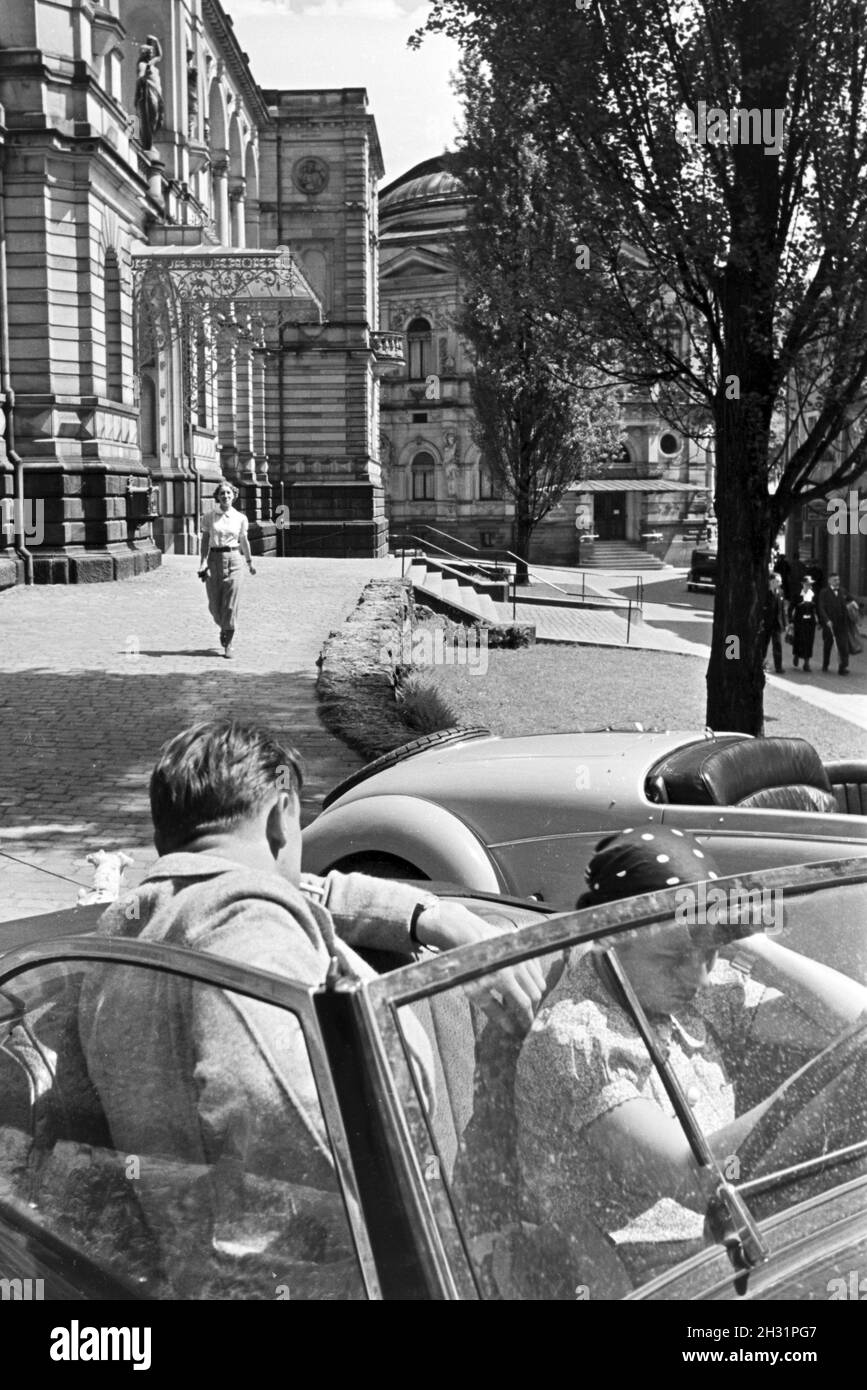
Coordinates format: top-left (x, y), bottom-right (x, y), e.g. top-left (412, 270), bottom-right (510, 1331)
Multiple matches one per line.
top-left (370, 332), bottom-right (406, 369)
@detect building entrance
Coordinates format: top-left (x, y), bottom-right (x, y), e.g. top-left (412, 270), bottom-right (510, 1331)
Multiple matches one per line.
top-left (595, 491), bottom-right (627, 539)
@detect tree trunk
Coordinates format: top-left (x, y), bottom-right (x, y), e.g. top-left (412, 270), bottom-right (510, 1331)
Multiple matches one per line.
top-left (705, 396), bottom-right (775, 735)
top-left (512, 512), bottom-right (533, 586)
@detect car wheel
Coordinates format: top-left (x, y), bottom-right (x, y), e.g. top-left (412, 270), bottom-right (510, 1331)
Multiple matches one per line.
top-left (321, 726), bottom-right (491, 810)
top-left (326, 852), bottom-right (429, 881)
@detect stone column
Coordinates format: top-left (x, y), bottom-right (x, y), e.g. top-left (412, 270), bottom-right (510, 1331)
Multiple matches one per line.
top-left (245, 198), bottom-right (260, 249)
top-left (253, 347), bottom-right (268, 480)
top-left (229, 179), bottom-right (246, 249)
top-left (216, 314), bottom-right (238, 478)
top-left (211, 156), bottom-right (230, 244)
top-left (235, 319), bottom-right (255, 481)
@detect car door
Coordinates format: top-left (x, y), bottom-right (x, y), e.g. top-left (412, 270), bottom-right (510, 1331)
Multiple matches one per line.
top-left (356, 859), bottom-right (867, 1299)
top-left (0, 937), bottom-right (377, 1300)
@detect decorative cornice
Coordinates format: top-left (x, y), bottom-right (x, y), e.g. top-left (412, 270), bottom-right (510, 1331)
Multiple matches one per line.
top-left (201, 0), bottom-right (270, 129)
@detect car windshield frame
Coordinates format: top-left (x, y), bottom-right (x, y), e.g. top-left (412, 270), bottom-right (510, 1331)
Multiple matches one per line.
top-left (362, 854), bottom-right (867, 1299)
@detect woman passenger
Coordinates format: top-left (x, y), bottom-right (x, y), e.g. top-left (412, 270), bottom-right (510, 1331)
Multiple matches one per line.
top-left (514, 826), bottom-right (867, 1280)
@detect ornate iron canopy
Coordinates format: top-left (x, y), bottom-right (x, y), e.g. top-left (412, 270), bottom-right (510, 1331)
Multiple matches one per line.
top-left (131, 244), bottom-right (324, 361)
top-left (131, 245), bottom-right (323, 317)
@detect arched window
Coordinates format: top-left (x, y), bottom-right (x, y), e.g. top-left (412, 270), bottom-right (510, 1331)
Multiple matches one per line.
top-left (407, 317), bottom-right (433, 380)
top-left (657, 312), bottom-right (683, 359)
top-left (479, 464), bottom-right (496, 500)
top-left (105, 249), bottom-right (123, 402)
top-left (411, 451), bottom-right (436, 500)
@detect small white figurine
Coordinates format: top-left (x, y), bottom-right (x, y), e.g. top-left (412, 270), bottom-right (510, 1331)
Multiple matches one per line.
top-left (77, 849), bottom-right (134, 905)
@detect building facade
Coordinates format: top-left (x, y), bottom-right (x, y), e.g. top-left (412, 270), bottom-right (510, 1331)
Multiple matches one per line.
top-left (0, 0), bottom-right (389, 587)
top-left (378, 157), bottom-right (505, 559)
top-left (258, 89), bottom-right (393, 557)
top-left (781, 409), bottom-right (866, 599)
top-left (378, 156), bottom-right (714, 568)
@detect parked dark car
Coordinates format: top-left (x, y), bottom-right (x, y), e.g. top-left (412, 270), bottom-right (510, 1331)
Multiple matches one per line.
top-left (687, 547), bottom-right (717, 592)
top-left (0, 856), bottom-right (865, 1300)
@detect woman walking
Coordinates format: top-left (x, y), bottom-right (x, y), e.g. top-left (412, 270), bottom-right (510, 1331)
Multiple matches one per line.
top-left (198, 481), bottom-right (256, 658)
top-left (790, 574), bottom-right (817, 674)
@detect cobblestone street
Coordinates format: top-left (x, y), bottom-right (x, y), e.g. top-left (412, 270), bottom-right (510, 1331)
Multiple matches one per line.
top-left (0, 556), bottom-right (398, 922)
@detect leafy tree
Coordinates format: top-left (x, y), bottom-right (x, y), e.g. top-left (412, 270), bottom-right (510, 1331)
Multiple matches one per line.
top-left (414, 0), bottom-right (867, 733)
top-left (452, 67), bottom-right (621, 581)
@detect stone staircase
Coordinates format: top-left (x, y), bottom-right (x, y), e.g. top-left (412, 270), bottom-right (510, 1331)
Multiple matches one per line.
top-left (582, 540), bottom-right (665, 569)
top-left (404, 555), bottom-right (501, 624)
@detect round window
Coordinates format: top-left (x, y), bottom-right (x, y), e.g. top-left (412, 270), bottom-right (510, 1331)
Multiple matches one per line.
top-left (658, 432), bottom-right (681, 456)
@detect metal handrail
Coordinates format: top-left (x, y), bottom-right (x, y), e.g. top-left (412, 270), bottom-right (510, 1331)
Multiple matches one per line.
top-left (397, 541), bottom-right (502, 589)
top-left (392, 522), bottom-right (641, 642)
top-left (410, 523), bottom-right (488, 558)
top-left (498, 549), bottom-right (575, 607)
top-left (392, 533), bottom-right (507, 584)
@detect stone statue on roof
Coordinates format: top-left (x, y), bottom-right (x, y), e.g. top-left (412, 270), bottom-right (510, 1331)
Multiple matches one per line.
top-left (135, 36), bottom-right (165, 149)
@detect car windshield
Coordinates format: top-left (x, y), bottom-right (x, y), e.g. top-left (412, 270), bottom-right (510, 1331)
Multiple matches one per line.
top-left (390, 875), bottom-right (867, 1299)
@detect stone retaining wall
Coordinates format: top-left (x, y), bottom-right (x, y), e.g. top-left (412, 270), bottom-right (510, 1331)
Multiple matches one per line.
top-left (316, 578), bottom-right (535, 763)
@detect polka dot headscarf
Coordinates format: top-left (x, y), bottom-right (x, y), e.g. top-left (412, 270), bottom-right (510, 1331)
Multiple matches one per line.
top-left (577, 825), bottom-right (722, 908)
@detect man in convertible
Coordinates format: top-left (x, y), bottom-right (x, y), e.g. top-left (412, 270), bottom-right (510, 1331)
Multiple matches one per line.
top-left (78, 719), bottom-right (544, 1297)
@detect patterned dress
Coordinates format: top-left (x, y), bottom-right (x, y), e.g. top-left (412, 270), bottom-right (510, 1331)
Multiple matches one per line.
top-left (515, 948), bottom-right (771, 1275)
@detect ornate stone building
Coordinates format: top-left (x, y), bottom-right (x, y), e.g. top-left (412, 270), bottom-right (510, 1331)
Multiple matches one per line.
top-left (378, 157), bottom-right (510, 558)
top-left (0, 0), bottom-right (389, 586)
top-left (378, 156), bottom-right (713, 568)
top-left (258, 89), bottom-right (393, 557)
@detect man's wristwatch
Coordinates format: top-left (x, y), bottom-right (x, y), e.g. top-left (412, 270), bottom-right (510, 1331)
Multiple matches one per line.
top-left (409, 895), bottom-right (439, 946)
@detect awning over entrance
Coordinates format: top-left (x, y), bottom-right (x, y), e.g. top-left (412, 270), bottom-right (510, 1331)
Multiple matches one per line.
top-left (131, 245), bottom-right (324, 321)
top-left (569, 479), bottom-right (708, 493)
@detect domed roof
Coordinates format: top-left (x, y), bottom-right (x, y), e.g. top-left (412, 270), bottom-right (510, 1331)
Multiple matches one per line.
top-left (380, 157), bottom-right (465, 212)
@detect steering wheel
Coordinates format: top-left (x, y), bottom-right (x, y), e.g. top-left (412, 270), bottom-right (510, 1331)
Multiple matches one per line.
top-left (735, 1017), bottom-right (867, 1178)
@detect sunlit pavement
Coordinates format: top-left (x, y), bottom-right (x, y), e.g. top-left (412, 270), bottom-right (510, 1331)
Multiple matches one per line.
top-left (603, 567), bottom-right (867, 733)
top-left (2, 554), bottom-right (863, 926)
top-left (0, 556), bottom-right (399, 924)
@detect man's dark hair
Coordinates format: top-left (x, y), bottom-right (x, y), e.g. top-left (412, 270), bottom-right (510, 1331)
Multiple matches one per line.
top-left (150, 720), bottom-right (304, 852)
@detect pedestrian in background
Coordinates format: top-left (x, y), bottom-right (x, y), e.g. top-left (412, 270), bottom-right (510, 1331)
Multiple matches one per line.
top-left (198, 481), bottom-right (256, 658)
top-left (762, 573), bottom-right (785, 674)
top-left (772, 548), bottom-right (791, 603)
top-left (847, 597), bottom-right (863, 656)
top-left (818, 572), bottom-right (853, 675)
top-left (789, 575), bottom-right (817, 674)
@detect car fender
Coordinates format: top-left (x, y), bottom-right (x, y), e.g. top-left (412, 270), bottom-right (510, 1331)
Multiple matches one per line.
top-left (302, 795), bottom-right (503, 891)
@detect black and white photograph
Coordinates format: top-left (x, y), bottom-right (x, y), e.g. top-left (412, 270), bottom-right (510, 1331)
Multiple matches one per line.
top-left (1, 0), bottom-right (867, 1337)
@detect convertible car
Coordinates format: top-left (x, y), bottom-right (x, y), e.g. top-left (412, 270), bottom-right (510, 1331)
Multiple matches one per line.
top-left (0, 856), bottom-right (865, 1301)
top-left (302, 727), bottom-right (867, 907)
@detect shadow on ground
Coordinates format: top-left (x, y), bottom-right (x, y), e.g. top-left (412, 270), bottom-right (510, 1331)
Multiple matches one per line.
top-left (0, 669), bottom-right (357, 864)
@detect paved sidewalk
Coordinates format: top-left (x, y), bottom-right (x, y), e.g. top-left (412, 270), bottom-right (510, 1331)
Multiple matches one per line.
top-left (499, 596), bottom-right (709, 653)
top-left (532, 565), bottom-right (867, 733)
top-left (0, 556), bottom-right (398, 923)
